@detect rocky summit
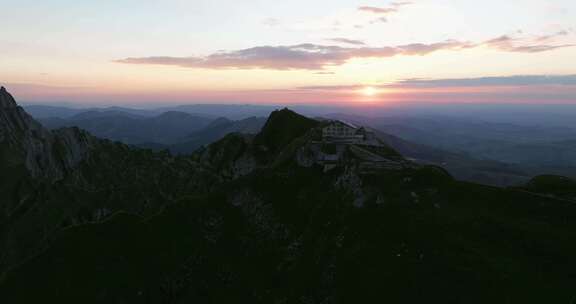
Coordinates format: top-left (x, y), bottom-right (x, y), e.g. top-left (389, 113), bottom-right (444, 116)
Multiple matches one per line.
top-left (2, 87), bottom-right (576, 303)
top-left (0, 87), bottom-right (17, 108)
top-left (0, 86), bottom-right (97, 181)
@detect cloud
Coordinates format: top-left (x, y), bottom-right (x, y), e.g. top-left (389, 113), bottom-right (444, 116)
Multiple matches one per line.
top-left (533, 30), bottom-right (570, 42)
top-left (358, 6), bottom-right (397, 14)
top-left (327, 38), bottom-right (366, 46)
top-left (483, 33), bottom-right (574, 53)
top-left (116, 40), bottom-right (473, 71)
top-left (298, 84), bottom-right (361, 91)
top-left (369, 17), bottom-right (389, 24)
top-left (297, 75), bottom-right (576, 91)
top-left (358, 2), bottom-right (413, 14)
top-left (262, 18), bottom-right (281, 27)
top-left (395, 75), bottom-right (576, 87)
top-left (357, 2), bottom-right (413, 25)
top-left (116, 32), bottom-right (574, 71)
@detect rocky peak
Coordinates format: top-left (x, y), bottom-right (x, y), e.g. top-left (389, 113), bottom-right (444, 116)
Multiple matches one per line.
top-left (0, 86), bottom-right (17, 108)
top-left (0, 87), bottom-right (98, 181)
top-left (255, 108), bottom-right (319, 153)
top-left (0, 87), bottom-right (46, 145)
top-left (197, 107), bottom-right (411, 181)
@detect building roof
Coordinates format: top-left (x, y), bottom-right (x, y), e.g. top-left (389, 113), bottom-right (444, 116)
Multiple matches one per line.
top-left (327, 120), bottom-right (358, 129)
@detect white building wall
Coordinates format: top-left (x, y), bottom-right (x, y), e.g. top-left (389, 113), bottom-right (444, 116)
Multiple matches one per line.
top-left (322, 122), bottom-right (357, 138)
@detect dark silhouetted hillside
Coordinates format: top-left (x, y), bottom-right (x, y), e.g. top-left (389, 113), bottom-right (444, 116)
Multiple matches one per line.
top-left (3, 87), bottom-right (576, 303)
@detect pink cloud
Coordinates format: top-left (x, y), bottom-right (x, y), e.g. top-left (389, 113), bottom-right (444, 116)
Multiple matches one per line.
top-left (484, 32), bottom-right (574, 53)
top-left (358, 2), bottom-right (413, 14)
top-left (116, 40), bottom-right (474, 71)
top-left (116, 31), bottom-right (574, 71)
top-left (357, 2), bottom-right (413, 26)
top-left (327, 38), bottom-right (366, 46)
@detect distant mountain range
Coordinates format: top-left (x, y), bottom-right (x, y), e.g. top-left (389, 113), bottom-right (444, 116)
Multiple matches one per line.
top-left (24, 105), bottom-right (164, 119)
top-left (34, 108), bottom-right (269, 148)
top-left (138, 116), bottom-right (268, 154)
top-left (24, 104), bottom-right (280, 120)
top-left (38, 110), bottom-right (216, 144)
top-left (25, 104), bottom-right (576, 187)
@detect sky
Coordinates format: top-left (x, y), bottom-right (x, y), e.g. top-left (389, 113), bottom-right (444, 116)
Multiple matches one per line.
top-left (0, 0), bottom-right (575, 106)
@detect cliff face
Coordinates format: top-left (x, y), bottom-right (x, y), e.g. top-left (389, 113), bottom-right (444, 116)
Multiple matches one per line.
top-left (0, 87), bottom-right (202, 274)
top-left (0, 87), bottom-right (97, 181)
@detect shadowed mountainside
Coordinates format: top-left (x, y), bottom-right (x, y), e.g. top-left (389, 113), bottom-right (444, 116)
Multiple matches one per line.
top-left (2, 88), bottom-right (576, 303)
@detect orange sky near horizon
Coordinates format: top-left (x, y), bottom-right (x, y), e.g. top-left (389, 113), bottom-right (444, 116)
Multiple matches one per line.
top-left (1, 0), bottom-right (575, 106)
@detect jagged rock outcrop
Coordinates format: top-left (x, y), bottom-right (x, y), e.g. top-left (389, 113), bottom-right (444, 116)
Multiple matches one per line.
top-left (0, 87), bottom-right (204, 275)
top-left (0, 87), bottom-right (17, 107)
top-left (0, 87), bottom-right (97, 181)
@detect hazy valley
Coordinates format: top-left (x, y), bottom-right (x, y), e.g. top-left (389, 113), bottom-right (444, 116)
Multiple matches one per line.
top-left (25, 102), bottom-right (576, 187)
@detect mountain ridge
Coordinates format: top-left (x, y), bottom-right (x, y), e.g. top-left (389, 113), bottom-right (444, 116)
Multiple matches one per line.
top-left (3, 87), bottom-right (576, 303)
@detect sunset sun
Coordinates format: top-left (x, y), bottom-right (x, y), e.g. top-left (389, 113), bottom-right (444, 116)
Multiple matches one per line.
top-left (361, 86), bottom-right (378, 97)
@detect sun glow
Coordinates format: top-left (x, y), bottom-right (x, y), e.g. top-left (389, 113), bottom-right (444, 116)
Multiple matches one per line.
top-left (361, 86), bottom-right (378, 97)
